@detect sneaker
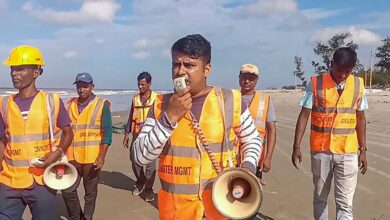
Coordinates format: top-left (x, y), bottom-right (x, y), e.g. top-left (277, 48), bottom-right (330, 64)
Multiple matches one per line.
top-left (145, 191), bottom-right (155, 202)
top-left (132, 185), bottom-right (144, 196)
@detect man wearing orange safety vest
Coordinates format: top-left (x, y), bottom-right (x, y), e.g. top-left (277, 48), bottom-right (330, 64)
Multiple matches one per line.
top-left (123, 71), bottom-right (157, 202)
top-left (62, 72), bottom-right (112, 220)
top-left (0, 45), bottom-right (74, 220)
top-left (238, 64), bottom-right (277, 184)
top-left (132, 34), bottom-right (263, 219)
top-left (292, 47), bottom-right (368, 220)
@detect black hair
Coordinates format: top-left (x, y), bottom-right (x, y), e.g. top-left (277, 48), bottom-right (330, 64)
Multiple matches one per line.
top-left (137, 71), bottom-right (152, 83)
top-left (333, 47), bottom-right (357, 69)
top-left (171, 34), bottom-right (211, 64)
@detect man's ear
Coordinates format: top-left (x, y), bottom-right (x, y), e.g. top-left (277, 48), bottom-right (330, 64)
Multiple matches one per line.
top-left (33, 69), bottom-right (42, 78)
top-left (204, 63), bottom-right (212, 77)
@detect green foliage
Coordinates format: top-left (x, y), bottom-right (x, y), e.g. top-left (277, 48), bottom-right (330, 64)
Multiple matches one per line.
top-left (293, 56), bottom-right (307, 87)
top-left (357, 69), bottom-right (390, 88)
top-left (375, 36), bottom-right (390, 72)
top-left (312, 32), bottom-right (361, 74)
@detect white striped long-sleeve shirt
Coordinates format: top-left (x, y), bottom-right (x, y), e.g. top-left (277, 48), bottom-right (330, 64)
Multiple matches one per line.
top-left (132, 103), bottom-right (263, 173)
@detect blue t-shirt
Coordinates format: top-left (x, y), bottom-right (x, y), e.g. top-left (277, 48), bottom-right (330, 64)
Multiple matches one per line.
top-left (299, 80), bottom-right (368, 111)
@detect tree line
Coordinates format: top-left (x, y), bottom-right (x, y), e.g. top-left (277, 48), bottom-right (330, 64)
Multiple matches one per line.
top-left (289, 33), bottom-right (390, 90)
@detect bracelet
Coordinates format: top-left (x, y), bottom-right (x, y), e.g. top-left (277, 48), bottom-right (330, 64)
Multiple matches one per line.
top-left (163, 112), bottom-right (178, 129)
top-left (359, 147), bottom-right (367, 152)
top-left (57, 147), bottom-right (65, 157)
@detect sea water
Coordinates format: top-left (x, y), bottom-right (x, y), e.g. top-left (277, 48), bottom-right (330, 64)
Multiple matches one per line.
top-left (0, 88), bottom-right (171, 112)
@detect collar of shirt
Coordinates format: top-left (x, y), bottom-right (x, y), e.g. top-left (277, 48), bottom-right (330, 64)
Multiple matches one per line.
top-left (77, 94), bottom-right (96, 113)
top-left (336, 82), bottom-right (345, 90)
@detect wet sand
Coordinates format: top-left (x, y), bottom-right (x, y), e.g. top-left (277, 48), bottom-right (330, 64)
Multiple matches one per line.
top-left (23, 89), bottom-right (390, 220)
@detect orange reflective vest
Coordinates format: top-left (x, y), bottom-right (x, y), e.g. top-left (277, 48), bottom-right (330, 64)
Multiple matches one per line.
top-left (248, 91), bottom-right (270, 166)
top-left (67, 96), bottom-right (108, 164)
top-left (154, 88), bottom-right (241, 220)
top-left (310, 73), bottom-right (364, 153)
top-left (131, 91), bottom-right (158, 135)
top-left (0, 91), bottom-right (61, 188)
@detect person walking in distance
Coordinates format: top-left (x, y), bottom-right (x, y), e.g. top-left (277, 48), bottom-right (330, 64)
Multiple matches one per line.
top-left (238, 64), bottom-right (277, 185)
top-left (292, 47), bottom-right (368, 220)
top-left (0, 45), bottom-right (73, 220)
top-left (62, 72), bottom-right (112, 220)
top-left (123, 71), bottom-right (158, 202)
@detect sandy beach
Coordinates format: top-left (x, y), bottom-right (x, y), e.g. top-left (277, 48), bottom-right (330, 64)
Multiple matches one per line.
top-left (23, 89), bottom-right (390, 220)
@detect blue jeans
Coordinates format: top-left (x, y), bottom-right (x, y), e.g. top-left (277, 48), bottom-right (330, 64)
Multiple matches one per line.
top-left (0, 182), bottom-right (57, 220)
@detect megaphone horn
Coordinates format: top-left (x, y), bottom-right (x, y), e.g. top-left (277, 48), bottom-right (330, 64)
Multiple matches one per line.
top-left (43, 161), bottom-right (78, 190)
top-left (212, 167), bottom-right (263, 219)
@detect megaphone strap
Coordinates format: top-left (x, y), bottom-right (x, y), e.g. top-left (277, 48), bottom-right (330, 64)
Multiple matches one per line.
top-left (189, 111), bottom-right (222, 174)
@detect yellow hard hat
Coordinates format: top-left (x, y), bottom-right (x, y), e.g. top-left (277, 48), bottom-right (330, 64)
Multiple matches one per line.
top-left (3, 45), bottom-right (45, 66)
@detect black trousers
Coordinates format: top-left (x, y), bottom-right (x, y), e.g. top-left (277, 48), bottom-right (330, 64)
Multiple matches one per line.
top-left (62, 161), bottom-right (100, 220)
top-left (130, 146), bottom-right (156, 192)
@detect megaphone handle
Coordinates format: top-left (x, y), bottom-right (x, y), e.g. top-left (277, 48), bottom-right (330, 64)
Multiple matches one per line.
top-left (189, 111), bottom-right (222, 174)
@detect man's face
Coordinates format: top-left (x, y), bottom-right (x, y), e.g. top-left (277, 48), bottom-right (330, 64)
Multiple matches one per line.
top-left (76, 82), bottom-right (94, 99)
top-left (331, 64), bottom-right (353, 84)
top-left (239, 72), bottom-right (258, 93)
top-left (171, 52), bottom-right (211, 96)
top-left (138, 78), bottom-right (151, 94)
top-left (10, 65), bottom-right (39, 90)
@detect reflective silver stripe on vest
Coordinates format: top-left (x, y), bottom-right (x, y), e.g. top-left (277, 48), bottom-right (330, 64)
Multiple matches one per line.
top-left (220, 88), bottom-right (234, 152)
top-left (160, 179), bottom-right (200, 195)
top-left (255, 93), bottom-right (266, 127)
top-left (47, 93), bottom-right (63, 138)
top-left (4, 157), bottom-right (30, 167)
top-left (312, 106), bottom-right (356, 114)
top-left (311, 125), bottom-right (355, 134)
top-left (48, 93), bottom-right (55, 129)
top-left (161, 145), bottom-right (200, 158)
top-left (1, 96), bottom-right (10, 125)
top-left (316, 74), bottom-right (324, 107)
top-left (72, 141), bottom-right (102, 147)
top-left (351, 76), bottom-right (360, 108)
top-left (89, 98), bottom-right (105, 127)
top-left (9, 133), bottom-right (51, 143)
top-left (162, 141), bottom-right (235, 157)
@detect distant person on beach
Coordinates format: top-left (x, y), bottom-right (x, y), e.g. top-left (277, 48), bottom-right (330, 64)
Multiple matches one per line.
top-left (238, 64), bottom-right (277, 185)
top-left (132, 34), bottom-right (263, 219)
top-left (123, 71), bottom-right (157, 202)
top-left (292, 47), bottom-right (368, 220)
top-left (62, 72), bottom-right (112, 220)
top-left (0, 45), bottom-right (73, 220)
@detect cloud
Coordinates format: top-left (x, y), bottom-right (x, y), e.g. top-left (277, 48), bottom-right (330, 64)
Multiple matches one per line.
top-left (162, 49), bottom-right (171, 58)
top-left (22, 0), bottom-right (121, 24)
top-left (0, 0), bottom-right (7, 11)
top-left (301, 8), bottom-right (344, 20)
top-left (64, 51), bottom-right (78, 59)
top-left (310, 26), bottom-right (382, 45)
top-left (2, 0), bottom-right (384, 89)
top-left (247, 0), bottom-right (298, 15)
top-left (132, 51), bottom-right (151, 59)
top-left (133, 37), bottom-right (166, 50)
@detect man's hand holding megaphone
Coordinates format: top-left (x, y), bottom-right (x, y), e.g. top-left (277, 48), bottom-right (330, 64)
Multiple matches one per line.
top-left (33, 148), bottom-right (64, 169)
top-left (233, 161), bottom-right (256, 198)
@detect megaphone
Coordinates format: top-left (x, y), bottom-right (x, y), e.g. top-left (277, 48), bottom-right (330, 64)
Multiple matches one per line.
top-left (212, 167), bottom-right (263, 219)
top-left (43, 156), bottom-right (78, 190)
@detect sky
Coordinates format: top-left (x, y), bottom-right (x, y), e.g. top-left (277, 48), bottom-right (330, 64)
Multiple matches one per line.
top-left (0, 0), bottom-right (389, 90)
